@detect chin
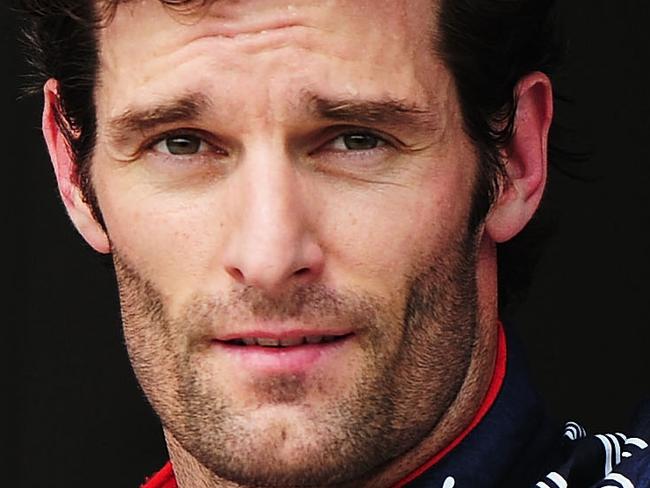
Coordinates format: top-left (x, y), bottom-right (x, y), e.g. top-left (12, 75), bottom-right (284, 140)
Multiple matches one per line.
top-left (171, 413), bottom-right (375, 487)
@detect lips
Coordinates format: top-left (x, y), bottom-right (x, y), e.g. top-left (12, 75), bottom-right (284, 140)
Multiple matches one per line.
top-left (219, 334), bottom-right (352, 347)
top-left (209, 331), bottom-right (356, 374)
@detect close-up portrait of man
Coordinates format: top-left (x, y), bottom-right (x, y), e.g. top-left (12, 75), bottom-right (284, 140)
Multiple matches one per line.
top-left (7, 0), bottom-right (649, 487)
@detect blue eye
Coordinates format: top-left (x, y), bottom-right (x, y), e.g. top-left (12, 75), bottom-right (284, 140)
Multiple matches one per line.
top-left (154, 135), bottom-right (206, 155)
top-left (330, 133), bottom-right (386, 151)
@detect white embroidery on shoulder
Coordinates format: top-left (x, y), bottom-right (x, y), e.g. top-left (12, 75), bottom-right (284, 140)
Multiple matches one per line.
top-left (564, 421), bottom-right (587, 440)
top-left (442, 476), bottom-right (455, 488)
top-left (625, 436), bottom-right (648, 450)
top-left (536, 471), bottom-right (567, 488)
top-left (600, 471), bottom-right (634, 488)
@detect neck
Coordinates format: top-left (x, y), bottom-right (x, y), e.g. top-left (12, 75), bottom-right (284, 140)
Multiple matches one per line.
top-left (364, 236), bottom-right (500, 487)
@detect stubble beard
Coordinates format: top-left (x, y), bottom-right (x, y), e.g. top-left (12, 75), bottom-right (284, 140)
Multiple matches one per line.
top-left (113, 228), bottom-right (480, 488)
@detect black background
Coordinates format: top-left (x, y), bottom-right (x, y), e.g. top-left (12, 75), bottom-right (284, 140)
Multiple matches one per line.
top-left (4, 1), bottom-right (650, 487)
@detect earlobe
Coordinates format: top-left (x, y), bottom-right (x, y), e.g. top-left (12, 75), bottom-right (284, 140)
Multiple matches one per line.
top-left (42, 79), bottom-right (110, 254)
top-left (485, 72), bottom-right (553, 243)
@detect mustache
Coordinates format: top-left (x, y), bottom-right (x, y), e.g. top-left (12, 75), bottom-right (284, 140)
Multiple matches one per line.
top-left (111, 251), bottom-right (391, 343)
top-left (202, 284), bottom-right (356, 320)
top-left (179, 283), bottom-right (386, 341)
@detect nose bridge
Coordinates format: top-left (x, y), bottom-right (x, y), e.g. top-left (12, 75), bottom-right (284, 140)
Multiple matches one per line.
top-left (223, 143), bottom-right (323, 290)
top-left (245, 146), bottom-right (300, 250)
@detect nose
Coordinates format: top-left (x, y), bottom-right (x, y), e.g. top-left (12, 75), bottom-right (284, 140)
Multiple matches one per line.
top-left (222, 149), bottom-right (324, 293)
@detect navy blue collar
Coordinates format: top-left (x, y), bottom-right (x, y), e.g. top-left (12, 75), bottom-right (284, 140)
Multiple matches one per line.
top-left (406, 328), bottom-right (562, 487)
top-left (404, 327), bottom-right (650, 488)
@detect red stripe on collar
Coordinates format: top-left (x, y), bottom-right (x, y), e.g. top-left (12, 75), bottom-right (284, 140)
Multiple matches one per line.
top-left (141, 460), bottom-right (177, 488)
top-left (392, 321), bottom-right (508, 488)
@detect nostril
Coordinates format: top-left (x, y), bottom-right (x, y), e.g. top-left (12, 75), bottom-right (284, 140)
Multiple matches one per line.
top-left (294, 267), bottom-right (310, 277)
top-left (226, 266), bottom-right (245, 282)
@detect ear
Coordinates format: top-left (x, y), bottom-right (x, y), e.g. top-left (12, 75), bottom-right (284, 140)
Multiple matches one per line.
top-left (485, 72), bottom-right (553, 243)
top-left (42, 79), bottom-right (110, 253)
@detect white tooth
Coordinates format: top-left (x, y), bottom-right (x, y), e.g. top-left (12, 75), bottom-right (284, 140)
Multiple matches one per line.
top-left (279, 337), bottom-right (304, 347)
top-left (256, 338), bottom-right (280, 347)
top-left (242, 338), bottom-right (256, 346)
top-left (306, 335), bottom-right (324, 344)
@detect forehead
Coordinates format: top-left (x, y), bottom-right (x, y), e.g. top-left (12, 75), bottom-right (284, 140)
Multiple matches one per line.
top-left (96, 0), bottom-right (445, 123)
top-left (100, 0), bottom-right (435, 47)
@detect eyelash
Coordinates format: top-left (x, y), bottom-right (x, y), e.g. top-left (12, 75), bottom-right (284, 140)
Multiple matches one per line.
top-left (146, 130), bottom-right (221, 157)
top-left (143, 127), bottom-right (396, 163)
top-left (321, 130), bottom-right (390, 152)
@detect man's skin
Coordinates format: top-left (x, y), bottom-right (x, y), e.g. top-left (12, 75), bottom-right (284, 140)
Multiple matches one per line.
top-left (42, 1), bottom-right (553, 486)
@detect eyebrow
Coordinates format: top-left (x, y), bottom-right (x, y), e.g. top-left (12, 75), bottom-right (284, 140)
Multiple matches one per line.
top-left (105, 93), bottom-right (212, 146)
top-left (306, 93), bottom-right (439, 131)
top-left (104, 90), bottom-right (438, 147)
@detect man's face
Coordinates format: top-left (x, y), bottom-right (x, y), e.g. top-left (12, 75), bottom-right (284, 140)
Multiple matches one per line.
top-left (92, 0), bottom-right (484, 485)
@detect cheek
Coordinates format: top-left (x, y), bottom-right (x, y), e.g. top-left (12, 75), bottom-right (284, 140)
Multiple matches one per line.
top-left (94, 169), bottom-right (229, 303)
top-left (314, 170), bottom-right (476, 296)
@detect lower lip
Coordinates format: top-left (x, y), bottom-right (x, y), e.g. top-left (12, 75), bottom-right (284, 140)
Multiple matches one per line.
top-left (211, 336), bottom-right (354, 374)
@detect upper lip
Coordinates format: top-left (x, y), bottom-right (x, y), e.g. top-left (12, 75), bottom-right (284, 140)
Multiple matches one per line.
top-left (213, 329), bottom-right (354, 342)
